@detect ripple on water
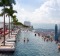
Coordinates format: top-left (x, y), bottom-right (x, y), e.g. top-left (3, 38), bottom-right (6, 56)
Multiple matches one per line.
top-left (0, 31), bottom-right (60, 56)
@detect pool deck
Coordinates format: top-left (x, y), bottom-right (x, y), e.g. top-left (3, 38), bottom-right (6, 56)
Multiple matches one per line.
top-left (0, 29), bottom-right (20, 52)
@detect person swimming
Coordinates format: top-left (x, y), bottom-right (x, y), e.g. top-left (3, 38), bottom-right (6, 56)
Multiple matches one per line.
top-left (58, 43), bottom-right (60, 51)
top-left (35, 34), bottom-right (36, 36)
top-left (24, 38), bottom-right (25, 43)
top-left (27, 38), bottom-right (29, 42)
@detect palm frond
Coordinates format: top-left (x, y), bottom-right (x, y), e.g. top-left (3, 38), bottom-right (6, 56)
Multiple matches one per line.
top-left (2, 7), bottom-right (17, 16)
top-left (0, 0), bottom-right (16, 6)
top-left (9, 0), bottom-right (16, 5)
top-left (0, 2), bottom-right (3, 6)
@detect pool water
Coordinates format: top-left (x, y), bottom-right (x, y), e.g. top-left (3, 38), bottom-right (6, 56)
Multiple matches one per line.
top-left (0, 30), bottom-right (60, 56)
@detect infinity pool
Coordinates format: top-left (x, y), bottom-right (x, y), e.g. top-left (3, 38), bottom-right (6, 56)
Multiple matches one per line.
top-left (0, 30), bottom-right (60, 56)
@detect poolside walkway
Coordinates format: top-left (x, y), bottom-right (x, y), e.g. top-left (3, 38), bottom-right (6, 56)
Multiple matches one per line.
top-left (0, 29), bottom-right (20, 52)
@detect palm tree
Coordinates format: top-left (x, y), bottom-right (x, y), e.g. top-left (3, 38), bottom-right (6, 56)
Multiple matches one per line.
top-left (1, 6), bottom-right (17, 38)
top-left (12, 15), bottom-right (19, 33)
top-left (0, 0), bottom-right (16, 46)
top-left (12, 15), bottom-right (29, 28)
top-left (12, 15), bottom-right (18, 24)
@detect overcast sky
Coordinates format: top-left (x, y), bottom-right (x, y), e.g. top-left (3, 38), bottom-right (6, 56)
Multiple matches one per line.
top-left (0, 0), bottom-right (60, 29)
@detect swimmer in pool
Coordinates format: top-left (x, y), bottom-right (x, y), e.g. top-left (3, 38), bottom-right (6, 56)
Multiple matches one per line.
top-left (27, 38), bottom-right (29, 42)
top-left (24, 37), bottom-right (25, 43)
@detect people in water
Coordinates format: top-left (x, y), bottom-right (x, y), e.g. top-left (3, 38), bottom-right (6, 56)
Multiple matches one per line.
top-left (27, 38), bottom-right (29, 42)
top-left (24, 37), bottom-right (25, 43)
top-left (35, 34), bottom-right (36, 36)
top-left (58, 43), bottom-right (60, 51)
top-left (43, 37), bottom-right (53, 42)
top-left (24, 37), bottom-right (29, 43)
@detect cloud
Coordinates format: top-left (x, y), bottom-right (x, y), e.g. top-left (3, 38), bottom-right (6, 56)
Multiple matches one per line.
top-left (13, 0), bottom-right (60, 24)
top-left (0, 0), bottom-right (60, 24)
top-left (18, 0), bottom-right (47, 11)
top-left (13, 0), bottom-right (32, 23)
top-left (30, 0), bottom-right (60, 24)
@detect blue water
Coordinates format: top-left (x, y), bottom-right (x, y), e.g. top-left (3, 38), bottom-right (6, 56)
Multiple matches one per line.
top-left (0, 30), bottom-right (60, 56)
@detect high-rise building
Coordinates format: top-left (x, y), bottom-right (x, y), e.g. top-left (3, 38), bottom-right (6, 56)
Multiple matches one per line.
top-left (55, 24), bottom-right (58, 41)
top-left (58, 24), bottom-right (60, 42)
top-left (58, 24), bottom-right (60, 34)
top-left (24, 21), bottom-right (31, 26)
top-left (24, 21), bottom-right (33, 31)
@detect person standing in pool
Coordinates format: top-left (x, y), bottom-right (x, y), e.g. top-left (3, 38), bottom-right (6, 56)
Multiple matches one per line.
top-left (27, 38), bottom-right (29, 43)
top-left (24, 37), bottom-right (25, 43)
top-left (35, 34), bottom-right (36, 36)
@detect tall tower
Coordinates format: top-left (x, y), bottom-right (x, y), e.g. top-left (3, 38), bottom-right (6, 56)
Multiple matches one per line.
top-left (55, 24), bottom-right (58, 41)
top-left (58, 24), bottom-right (60, 42)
